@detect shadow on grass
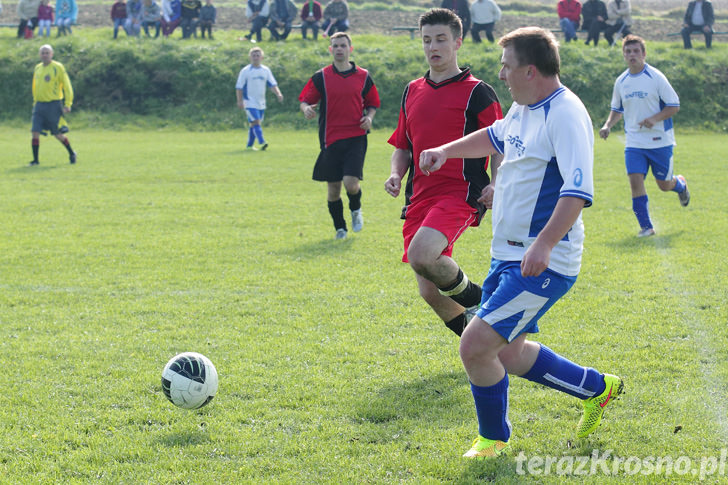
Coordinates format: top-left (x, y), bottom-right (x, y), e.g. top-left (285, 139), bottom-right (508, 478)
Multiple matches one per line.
top-left (158, 429), bottom-right (211, 447)
top-left (6, 164), bottom-right (61, 173)
top-left (353, 370), bottom-right (467, 425)
top-left (605, 230), bottom-right (683, 250)
top-left (461, 456), bottom-right (520, 483)
top-left (277, 237), bottom-right (355, 260)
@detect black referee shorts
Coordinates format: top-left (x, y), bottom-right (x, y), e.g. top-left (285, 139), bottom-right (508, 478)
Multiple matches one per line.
top-left (312, 135), bottom-right (368, 182)
top-left (31, 100), bottom-right (63, 135)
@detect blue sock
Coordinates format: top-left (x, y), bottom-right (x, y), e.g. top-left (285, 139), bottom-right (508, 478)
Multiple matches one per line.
top-left (632, 195), bottom-right (652, 229)
top-left (671, 176), bottom-right (686, 193)
top-left (521, 344), bottom-right (605, 399)
top-left (247, 127), bottom-right (255, 147)
top-left (470, 373), bottom-right (511, 442)
top-left (253, 125), bottom-right (265, 144)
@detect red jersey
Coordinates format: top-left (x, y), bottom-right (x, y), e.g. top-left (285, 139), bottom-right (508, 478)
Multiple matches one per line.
top-left (299, 62), bottom-right (380, 149)
top-left (388, 68), bottom-right (502, 222)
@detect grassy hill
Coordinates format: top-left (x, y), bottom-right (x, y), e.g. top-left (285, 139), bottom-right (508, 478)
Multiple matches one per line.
top-left (1, 29), bottom-right (726, 132)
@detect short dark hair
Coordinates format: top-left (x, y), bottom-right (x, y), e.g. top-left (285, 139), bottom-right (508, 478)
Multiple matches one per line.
top-left (498, 27), bottom-right (560, 77)
top-left (419, 8), bottom-right (462, 40)
top-left (622, 34), bottom-right (646, 53)
top-left (330, 31), bottom-right (352, 46)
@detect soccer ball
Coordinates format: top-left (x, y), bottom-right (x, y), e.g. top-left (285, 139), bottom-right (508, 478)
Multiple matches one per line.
top-left (161, 352), bottom-right (218, 410)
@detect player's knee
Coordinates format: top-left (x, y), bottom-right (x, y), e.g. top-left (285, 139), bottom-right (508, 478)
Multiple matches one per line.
top-left (459, 327), bottom-right (492, 366)
top-left (342, 177), bottom-right (359, 194)
top-left (461, 320), bottom-right (505, 362)
top-left (407, 249), bottom-right (436, 276)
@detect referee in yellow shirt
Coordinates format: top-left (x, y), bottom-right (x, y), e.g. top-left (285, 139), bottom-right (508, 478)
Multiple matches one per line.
top-left (30, 44), bottom-right (77, 166)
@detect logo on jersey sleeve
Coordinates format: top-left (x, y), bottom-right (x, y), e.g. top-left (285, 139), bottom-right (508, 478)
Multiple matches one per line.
top-left (573, 168), bottom-right (583, 187)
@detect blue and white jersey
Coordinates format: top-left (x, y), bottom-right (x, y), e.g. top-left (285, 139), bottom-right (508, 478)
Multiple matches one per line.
top-left (486, 86), bottom-right (594, 277)
top-left (235, 64), bottom-right (278, 110)
top-left (610, 63), bottom-right (679, 149)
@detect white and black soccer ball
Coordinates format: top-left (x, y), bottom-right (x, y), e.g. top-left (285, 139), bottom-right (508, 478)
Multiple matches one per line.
top-left (161, 352), bottom-right (218, 410)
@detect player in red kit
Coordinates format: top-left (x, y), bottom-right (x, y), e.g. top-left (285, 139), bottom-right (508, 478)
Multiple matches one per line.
top-left (385, 8), bottom-right (502, 336)
top-left (299, 32), bottom-right (380, 240)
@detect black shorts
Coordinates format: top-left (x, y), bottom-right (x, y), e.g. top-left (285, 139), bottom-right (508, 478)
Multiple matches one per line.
top-left (31, 100), bottom-right (63, 135)
top-left (312, 135), bottom-right (367, 182)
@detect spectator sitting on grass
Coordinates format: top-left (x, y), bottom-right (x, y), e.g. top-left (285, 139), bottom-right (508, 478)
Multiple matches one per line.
top-left (681, 0), bottom-right (714, 49)
top-left (321, 0), bottom-right (348, 37)
top-left (268, 0), bottom-right (296, 41)
top-left (161, 0), bottom-right (181, 36)
top-left (604, 0), bottom-right (631, 46)
top-left (582, 0), bottom-right (607, 46)
top-left (557, 0), bottom-right (581, 43)
top-left (55, 0), bottom-right (76, 35)
top-left (244, 0), bottom-right (269, 42)
top-left (300, 0), bottom-right (321, 40)
top-left (125, 0), bottom-right (143, 35)
top-left (17, 0), bottom-right (41, 38)
top-left (142, 0), bottom-right (162, 37)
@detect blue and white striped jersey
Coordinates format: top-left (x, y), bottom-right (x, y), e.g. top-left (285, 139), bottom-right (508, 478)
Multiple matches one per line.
top-left (486, 86), bottom-right (594, 277)
top-left (610, 63), bottom-right (680, 149)
top-left (235, 64), bottom-right (278, 110)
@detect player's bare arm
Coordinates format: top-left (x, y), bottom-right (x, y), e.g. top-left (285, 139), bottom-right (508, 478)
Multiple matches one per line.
top-left (419, 128), bottom-right (496, 176)
top-left (478, 152), bottom-right (502, 209)
top-left (521, 196), bottom-right (586, 277)
top-left (359, 107), bottom-right (376, 130)
top-left (599, 110), bottom-right (623, 140)
top-left (638, 105), bottom-right (679, 129)
top-left (272, 85), bottom-right (284, 102)
top-left (385, 148), bottom-right (411, 198)
top-left (300, 102), bottom-right (317, 119)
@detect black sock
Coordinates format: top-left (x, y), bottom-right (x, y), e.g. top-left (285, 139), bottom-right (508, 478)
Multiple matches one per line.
top-left (444, 313), bottom-right (467, 337)
top-left (439, 268), bottom-right (482, 308)
top-left (62, 138), bottom-right (74, 155)
top-left (347, 189), bottom-right (362, 211)
top-left (32, 140), bottom-right (39, 162)
top-left (328, 199), bottom-right (347, 231)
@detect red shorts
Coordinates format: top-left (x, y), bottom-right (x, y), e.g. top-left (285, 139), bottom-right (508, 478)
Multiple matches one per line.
top-left (401, 196), bottom-right (478, 263)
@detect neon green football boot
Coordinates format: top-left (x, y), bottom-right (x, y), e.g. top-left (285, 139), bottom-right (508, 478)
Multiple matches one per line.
top-left (462, 435), bottom-right (510, 459)
top-left (577, 374), bottom-right (624, 438)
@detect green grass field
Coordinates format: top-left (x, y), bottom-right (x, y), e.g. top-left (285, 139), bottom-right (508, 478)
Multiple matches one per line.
top-left (1, 124), bottom-right (727, 483)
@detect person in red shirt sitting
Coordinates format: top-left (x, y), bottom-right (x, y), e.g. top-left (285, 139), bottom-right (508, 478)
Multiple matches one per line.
top-left (557, 0), bottom-right (581, 42)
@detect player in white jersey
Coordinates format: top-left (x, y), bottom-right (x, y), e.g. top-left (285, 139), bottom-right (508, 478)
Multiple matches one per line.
top-left (235, 47), bottom-right (284, 151)
top-left (599, 34), bottom-right (690, 238)
top-left (420, 27), bottom-right (623, 460)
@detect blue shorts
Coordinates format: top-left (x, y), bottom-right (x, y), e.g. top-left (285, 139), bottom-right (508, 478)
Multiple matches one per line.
top-left (245, 108), bottom-right (265, 123)
top-left (475, 259), bottom-right (577, 343)
top-left (625, 146), bottom-right (674, 181)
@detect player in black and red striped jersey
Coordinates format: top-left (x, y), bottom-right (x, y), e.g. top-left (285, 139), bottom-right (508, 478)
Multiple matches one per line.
top-left (385, 8), bottom-right (502, 337)
top-left (299, 32), bottom-right (380, 240)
